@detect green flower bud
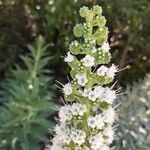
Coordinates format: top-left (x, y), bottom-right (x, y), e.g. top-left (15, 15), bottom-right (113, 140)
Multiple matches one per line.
top-left (93, 5), bottom-right (102, 14)
top-left (73, 24), bottom-right (83, 37)
top-left (99, 16), bottom-right (106, 27)
top-left (95, 16), bottom-right (106, 27)
top-left (79, 6), bottom-right (89, 17)
top-left (95, 27), bottom-right (109, 45)
top-left (69, 41), bottom-right (81, 54)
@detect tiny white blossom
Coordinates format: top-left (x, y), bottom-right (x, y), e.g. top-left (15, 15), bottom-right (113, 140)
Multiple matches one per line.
top-left (71, 103), bottom-right (87, 116)
top-left (82, 88), bottom-right (91, 97)
top-left (87, 117), bottom-right (97, 128)
top-left (95, 114), bottom-right (105, 129)
top-left (89, 133), bottom-right (104, 149)
top-left (95, 87), bottom-right (116, 103)
top-left (102, 107), bottom-right (116, 125)
top-left (88, 90), bottom-right (98, 101)
top-left (75, 146), bottom-right (90, 150)
top-left (103, 87), bottom-right (116, 103)
top-left (87, 114), bottom-right (104, 129)
top-left (63, 83), bottom-right (72, 95)
top-left (103, 126), bottom-right (114, 144)
top-left (64, 52), bottom-right (75, 62)
top-left (75, 73), bottom-right (88, 86)
top-left (81, 55), bottom-right (95, 67)
top-left (70, 129), bottom-right (86, 145)
top-left (94, 86), bottom-right (105, 97)
top-left (101, 42), bottom-right (110, 52)
top-left (59, 105), bottom-right (72, 123)
top-left (106, 64), bottom-right (118, 78)
top-left (100, 145), bottom-right (110, 150)
top-left (52, 124), bottom-right (71, 148)
top-left (97, 65), bottom-right (108, 76)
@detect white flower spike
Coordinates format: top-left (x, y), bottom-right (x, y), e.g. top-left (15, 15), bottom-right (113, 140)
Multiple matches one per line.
top-left (48, 4), bottom-right (119, 150)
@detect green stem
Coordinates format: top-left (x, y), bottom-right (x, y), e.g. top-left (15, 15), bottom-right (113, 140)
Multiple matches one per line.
top-left (31, 47), bottom-right (41, 80)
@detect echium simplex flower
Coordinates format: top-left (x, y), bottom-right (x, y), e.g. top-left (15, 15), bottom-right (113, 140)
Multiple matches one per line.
top-left (48, 5), bottom-right (118, 150)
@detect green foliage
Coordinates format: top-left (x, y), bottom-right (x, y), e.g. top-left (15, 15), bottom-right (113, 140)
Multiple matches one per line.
top-left (116, 75), bottom-right (150, 149)
top-left (0, 36), bottom-right (56, 150)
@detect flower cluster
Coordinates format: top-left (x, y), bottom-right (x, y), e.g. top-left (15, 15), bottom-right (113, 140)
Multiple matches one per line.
top-left (59, 103), bottom-right (87, 123)
top-left (87, 107), bottom-right (116, 129)
top-left (81, 86), bottom-right (116, 104)
top-left (49, 5), bottom-right (118, 150)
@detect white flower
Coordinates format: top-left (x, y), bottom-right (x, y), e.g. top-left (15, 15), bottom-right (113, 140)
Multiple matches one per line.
top-left (59, 103), bottom-right (87, 123)
top-left (87, 114), bottom-right (104, 129)
top-left (71, 103), bottom-right (87, 116)
top-left (97, 65), bottom-right (108, 76)
top-left (59, 105), bottom-right (72, 123)
top-left (100, 145), bottom-right (110, 150)
top-left (75, 146), bottom-right (90, 150)
top-left (82, 88), bottom-right (91, 97)
top-left (103, 87), bottom-right (116, 103)
top-left (75, 73), bottom-right (88, 86)
top-left (95, 114), bottom-right (105, 129)
top-left (49, 144), bottom-right (63, 150)
top-left (87, 116), bottom-right (97, 128)
top-left (52, 124), bottom-right (71, 148)
top-left (94, 86), bottom-right (105, 96)
top-left (63, 83), bottom-right (72, 95)
top-left (81, 55), bottom-right (95, 67)
top-left (103, 126), bottom-right (114, 144)
top-left (89, 133), bottom-right (104, 149)
top-left (97, 64), bottom-right (118, 78)
top-left (50, 132), bottom-right (71, 150)
top-left (106, 64), bottom-right (118, 78)
top-left (101, 42), bottom-right (110, 52)
top-left (64, 52), bottom-right (75, 62)
top-left (102, 107), bottom-right (116, 125)
top-left (88, 90), bottom-right (98, 101)
top-left (96, 87), bottom-right (116, 103)
top-left (70, 129), bottom-right (86, 145)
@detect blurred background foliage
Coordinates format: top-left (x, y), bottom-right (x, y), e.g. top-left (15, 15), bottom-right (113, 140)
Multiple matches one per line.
top-left (116, 74), bottom-right (150, 150)
top-left (0, 0), bottom-right (149, 84)
top-left (0, 36), bottom-right (56, 150)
